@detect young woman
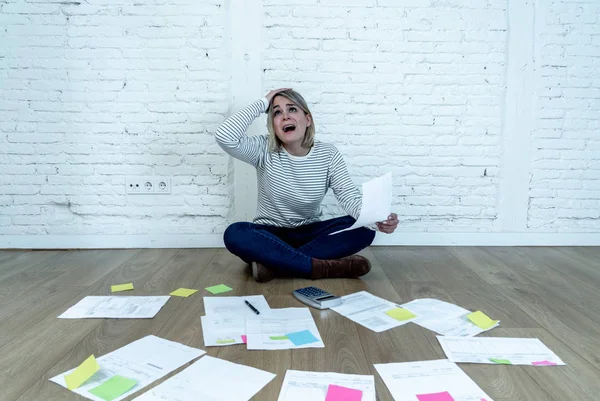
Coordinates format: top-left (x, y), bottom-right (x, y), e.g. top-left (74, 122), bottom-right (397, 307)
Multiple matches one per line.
top-left (215, 88), bottom-right (398, 282)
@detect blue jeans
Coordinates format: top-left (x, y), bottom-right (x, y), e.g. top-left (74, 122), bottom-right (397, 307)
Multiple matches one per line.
top-left (223, 215), bottom-right (376, 278)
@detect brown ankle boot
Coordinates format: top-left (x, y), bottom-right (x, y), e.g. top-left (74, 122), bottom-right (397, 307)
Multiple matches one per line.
top-left (311, 255), bottom-right (371, 280)
top-left (251, 261), bottom-right (276, 283)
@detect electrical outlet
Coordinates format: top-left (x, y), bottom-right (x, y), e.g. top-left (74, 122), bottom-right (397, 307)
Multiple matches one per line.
top-left (126, 177), bottom-right (171, 195)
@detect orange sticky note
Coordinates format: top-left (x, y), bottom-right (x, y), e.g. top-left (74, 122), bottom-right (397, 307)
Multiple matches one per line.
top-left (467, 311), bottom-right (498, 330)
top-left (385, 307), bottom-right (416, 321)
top-left (64, 355), bottom-right (100, 390)
top-left (111, 283), bottom-right (134, 293)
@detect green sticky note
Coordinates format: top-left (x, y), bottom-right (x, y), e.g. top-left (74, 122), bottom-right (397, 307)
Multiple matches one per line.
top-left (385, 307), bottom-right (417, 321)
top-left (170, 288), bottom-right (198, 297)
top-left (490, 358), bottom-right (512, 365)
top-left (205, 284), bottom-right (233, 295)
top-left (467, 311), bottom-right (499, 330)
top-left (88, 375), bottom-right (137, 401)
top-left (269, 335), bottom-right (289, 341)
top-left (216, 339), bottom-right (236, 344)
top-left (111, 283), bottom-right (134, 293)
top-left (64, 355), bottom-right (100, 390)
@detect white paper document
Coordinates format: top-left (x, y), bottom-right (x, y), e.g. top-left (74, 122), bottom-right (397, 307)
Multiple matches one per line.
top-left (330, 172), bottom-right (392, 235)
top-left (374, 359), bottom-right (494, 401)
top-left (201, 315), bottom-right (246, 347)
top-left (50, 335), bottom-right (205, 401)
top-left (438, 336), bottom-right (566, 365)
top-left (402, 298), bottom-right (499, 337)
top-left (331, 291), bottom-right (415, 333)
top-left (277, 370), bottom-right (376, 401)
top-left (245, 308), bottom-right (324, 350)
top-left (133, 355), bottom-right (275, 401)
top-left (58, 296), bottom-right (170, 319)
top-left (204, 295), bottom-right (271, 317)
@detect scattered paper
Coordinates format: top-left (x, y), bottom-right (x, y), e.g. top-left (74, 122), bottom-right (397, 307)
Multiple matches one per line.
top-left (325, 384), bottom-right (363, 401)
top-left (201, 315), bottom-right (245, 347)
top-left (330, 172), bottom-right (392, 235)
top-left (467, 311), bottom-right (498, 330)
top-left (437, 336), bottom-right (566, 365)
top-left (111, 283), bottom-right (134, 293)
top-left (89, 375), bottom-right (137, 401)
top-left (401, 298), bottom-right (499, 336)
top-left (64, 355), bottom-right (100, 390)
top-left (50, 335), bottom-right (205, 401)
top-left (277, 370), bottom-right (375, 401)
top-left (246, 308), bottom-right (324, 350)
top-left (170, 288), bottom-right (198, 298)
top-left (374, 359), bottom-right (493, 401)
top-left (205, 284), bottom-right (233, 294)
top-left (58, 296), bottom-right (170, 319)
top-left (204, 295), bottom-right (271, 317)
top-left (331, 291), bottom-right (415, 333)
top-left (132, 355), bottom-right (275, 401)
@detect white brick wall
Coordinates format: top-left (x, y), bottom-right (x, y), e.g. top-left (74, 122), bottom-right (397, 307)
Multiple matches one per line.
top-left (0, 0), bottom-right (599, 246)
top-left (529, 0), bottom-right (600, 231)
top-left (264, 0), bottom-right (506, 232)
top-left (0, 0), bottom-right (230, 236)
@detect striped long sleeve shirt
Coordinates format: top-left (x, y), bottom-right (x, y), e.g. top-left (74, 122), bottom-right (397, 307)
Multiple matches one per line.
top-left (215, 98), bottom-right (362, 228)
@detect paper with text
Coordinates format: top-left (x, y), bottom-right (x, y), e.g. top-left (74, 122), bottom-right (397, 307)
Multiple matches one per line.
top-left (58, 296), bottom-right (170, 319)
top-left (246, 308), bottom-right (324, 350)
top-left (401, 299), bottom-right (499, 337)
top-left (50, 335), bottom-right (205, 401)
top-left (437, 336), bottom-right (565, 365)
top-left (201, 315), bottom-right (246, 347)
top-left (132, 355), bottom-right (275, 401)
top-left (331, 291), bottom-right (415, 333)
top-left (204, 295), bottom-right (271, 317)
top-left (374, 359), bottom-right (493, 401)
top-left (277, 370), bottom-right (375, 401)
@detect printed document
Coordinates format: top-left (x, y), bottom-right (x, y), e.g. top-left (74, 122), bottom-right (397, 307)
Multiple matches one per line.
top-left (50, 335), bottom-right (205, 401)
top-left (438, 336), bottom-right (565, 365)
top-left (331, 291), bottom-right (415, 333)
top-left (58, 296), bottom-right (170, 319)
top-left (204, 295), bottom-right (271, 317)
top-left (133, 355), bottom-right (275, 401)
top-left (374, 359), bottom-right (494, 401)
top-left (277, 370), bottom-right (375, 401)
top-left (401, 298), bottom-right (499, 336)
top-left (245, 308), bottom-right (324, 350)
top-left (201, 315), bottom-right (246, 346)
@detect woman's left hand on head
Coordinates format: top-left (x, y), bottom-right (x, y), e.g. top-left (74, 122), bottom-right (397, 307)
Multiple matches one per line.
top-left (376, 213), bottom-right (398, 234)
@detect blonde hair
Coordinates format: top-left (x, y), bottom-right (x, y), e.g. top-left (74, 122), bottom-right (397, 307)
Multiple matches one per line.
top-left (266, 89), bottom-right (315, 153)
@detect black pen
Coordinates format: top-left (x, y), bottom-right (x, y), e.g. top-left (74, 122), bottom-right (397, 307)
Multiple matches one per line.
top-left (245, 300), bottom-right (260, 315)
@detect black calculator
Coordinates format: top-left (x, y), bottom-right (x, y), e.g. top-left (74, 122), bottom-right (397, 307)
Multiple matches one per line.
top-left (292, 286), bottom-right (342, 310)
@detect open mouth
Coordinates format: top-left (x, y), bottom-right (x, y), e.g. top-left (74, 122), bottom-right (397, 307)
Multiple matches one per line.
top-left (282, 124), bottom-right (296, 133)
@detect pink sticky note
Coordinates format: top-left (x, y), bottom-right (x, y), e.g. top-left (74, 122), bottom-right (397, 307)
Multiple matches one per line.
top-left (416, 391), bottom-right (455, 401)
top-left (241, 335), bottom-right (247, 344)
top-left (532, 360), bottom-right (557, 366)
top-left (325, 384), bottom-right (363, 401)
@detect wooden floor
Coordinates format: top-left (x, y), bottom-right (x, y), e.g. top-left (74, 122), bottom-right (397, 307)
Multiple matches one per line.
top-left (0, 246), bottom-right (599, 401)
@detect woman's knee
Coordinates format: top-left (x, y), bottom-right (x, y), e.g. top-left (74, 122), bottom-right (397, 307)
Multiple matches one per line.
top-left (360, 227), bottom-right (377, 246)
top-left (223, 222), bottom-right (250, 252)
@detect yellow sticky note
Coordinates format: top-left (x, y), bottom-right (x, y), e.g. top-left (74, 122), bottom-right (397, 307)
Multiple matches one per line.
top-left (64, 355), bottom-right (100, 390)
top-left (111, 283), bottom-right (134, 293)
top-left (170, 288), bottom-right (198, 297)
top-left (467, 310), bottom-right (499, 330)
top-left (385, 308), bottom-right (416, 321)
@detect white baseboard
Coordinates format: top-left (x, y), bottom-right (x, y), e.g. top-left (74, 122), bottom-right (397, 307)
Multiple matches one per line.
top-left (0, 232), bottom-right (599, 249)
